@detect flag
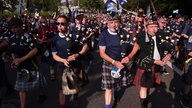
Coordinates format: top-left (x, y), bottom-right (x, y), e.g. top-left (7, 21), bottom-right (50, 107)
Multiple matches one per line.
top-left (112, 0), bottom-right (117, 4)
top-left (119, 0), bottom-right (127, 5)
top-left (103, 0), bottom-right (108, 4)
top-left (103, 0), bottom-right (117, 4)
top-left (146, 4), bottom-right (151, 17)
top-left (107, 2), bottom-right (118, 12)
top-left (173, 9), bottom-right (179, 14)
top-left (106, 0), bottom-right (127, 12)
top-left (72, 6), bottom-right (79, 18)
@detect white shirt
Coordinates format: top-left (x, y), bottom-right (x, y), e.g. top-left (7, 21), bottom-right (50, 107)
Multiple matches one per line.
top-left (152, 36), bottom-right (160, 60)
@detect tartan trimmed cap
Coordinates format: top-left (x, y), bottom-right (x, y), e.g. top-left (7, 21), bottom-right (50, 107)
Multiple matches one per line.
top-left (107, 11), bottom-right (120, 21)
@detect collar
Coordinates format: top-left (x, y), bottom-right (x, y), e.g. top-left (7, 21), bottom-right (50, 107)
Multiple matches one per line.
top-left (107, 29), bottom-right (117, 35)
top-left (59, 31), bottom-right (70, 38)
top-left (151, 36), bottom-right (156, 40)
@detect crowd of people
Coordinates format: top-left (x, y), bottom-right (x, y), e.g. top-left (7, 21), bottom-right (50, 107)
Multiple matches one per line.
top-left (0, 8), bottom-right (192, 108)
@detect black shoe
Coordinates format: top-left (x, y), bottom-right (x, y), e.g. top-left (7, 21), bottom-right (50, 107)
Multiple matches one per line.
top-left (72, 99), bottom-right (79, 108)
top-left (38, 95), bottom-right (47, 104)
top-left (180, 98), bottom-right (191, 108)
top-left (140, 98), bottom-right (148, 108)
top-left (114, 95), bottom-right (120, 104)
top-left (141, 104), bottom-right (147, 108)
top-left (70, 95), bottom-right (79, 108)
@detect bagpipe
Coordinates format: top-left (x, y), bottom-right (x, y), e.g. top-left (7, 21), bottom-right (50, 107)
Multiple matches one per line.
top-left (183, 37), bottom-right (192, 73)
top-left (111, 64), bottom-right (134, 86)
top-left (61, 34), bottom-right (89, 95)
top-left (62, 66), bottom-right (89, 95)
top-left (7, 48), bottom-right (39, 82)
top-left (62, 68), bottom-right (79, 95)
top-left (17, 68), bottom-right (39, 82)
top-left (180, 34), bottom-right (192, 73)
top-left (110, 27), bottom-right (134, 85)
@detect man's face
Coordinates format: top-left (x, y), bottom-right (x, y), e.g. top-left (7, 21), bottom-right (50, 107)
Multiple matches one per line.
top-left (158, 18), bottom-right (166, 28)
top-left (147, 24), bottom-right (158, 36)
top-left (40, 19), bottom-right (47, 28)
top-left (75, 19), bottom-right (81, 24)
top-left (11, 25), bottom-right (22, 36)
top-left (56, 17), bottom-right (69, 33)
top-left (82, 18), bottom-right (87, 24)
top-left (107, 20), bottom-right (120, 33)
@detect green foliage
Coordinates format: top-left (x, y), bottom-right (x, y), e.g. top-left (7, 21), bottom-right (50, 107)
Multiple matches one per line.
top-left (74, 0), bottom-right (105, 11)
top-left (0, 0), bottom-right (191, 17)
top-left (27, 0), bottom-right (60, 13)
top-left (1, 10), bottom-right (18, 17)
top-left (0, 0), bottom-right (18, 15)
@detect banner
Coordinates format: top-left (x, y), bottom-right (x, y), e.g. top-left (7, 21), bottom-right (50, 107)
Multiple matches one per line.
top-left (107, 2), bottom-right (118, 12)
top-left (72, 6), bottom-right (79, 18)
top-left (146, 4), bottom-right (151, 17)
top-left (105, 0), bottom-right (127, 12)
top-left (119, 0), bottom-right (127, 5)
top-left (173, 9), bottom-right (179, 14)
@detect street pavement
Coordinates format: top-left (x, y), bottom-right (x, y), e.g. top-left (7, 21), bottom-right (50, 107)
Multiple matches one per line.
top-left (1, 49), bottom-right (187, 108)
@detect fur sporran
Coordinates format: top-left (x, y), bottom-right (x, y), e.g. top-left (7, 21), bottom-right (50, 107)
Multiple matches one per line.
top-left (62, 68), bottom-right (80, 95)
top-left (18, 69), bottom-right (38, 82)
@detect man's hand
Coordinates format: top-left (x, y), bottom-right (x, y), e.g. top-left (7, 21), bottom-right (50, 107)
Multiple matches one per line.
top-left (113, 61), bottom-right (124, 69)
top-left (154, 60), bottom-right (166, 66)
top-left (62, 59), bottom-right (69, 67)
top-left (11, 58), bottom-right (22, 68)
top-left (162, 54), bottom-right (171, 62)
top-left (188, 52), bottom-right (192, 56)
top-left (67, 54), bottom-right (79, 61)
top-left (121, 57), bottom-right (130, 64)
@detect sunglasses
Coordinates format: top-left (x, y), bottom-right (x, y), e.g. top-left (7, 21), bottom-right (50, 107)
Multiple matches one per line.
top-left (161, 22), bottom-right (166, 24)
top-left (56, 22), bottom-right (68, 26)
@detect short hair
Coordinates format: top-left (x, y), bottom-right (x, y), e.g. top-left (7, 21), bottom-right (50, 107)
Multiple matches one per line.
top-left (57, 15), bottom-right (70, 23)
top-left (75, 14), bottom-right (83, 21)
top-left (83, 15), bottom-right (87, 19)
top-left (9, 17), bottom-right (23, 28)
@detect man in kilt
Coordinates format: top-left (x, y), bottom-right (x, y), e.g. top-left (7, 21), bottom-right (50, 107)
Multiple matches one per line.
top-left (99, 12), bottom-right (133, 108)
top-left (157, 16), bottom-right (176, 75)
top-left (122, 16), bottom-right (173, 108)
top-left (180, 18), bottom-right (192, 108)
top-left (6, 17), bottom-right (46, 108)
top-left (51, 15), bottom-right (88, 108)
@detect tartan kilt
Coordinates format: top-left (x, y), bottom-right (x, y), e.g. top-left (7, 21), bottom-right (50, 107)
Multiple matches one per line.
top-left (57, 67), bottom-right (65, 90)
top-left (133, 67), bottom-right (161, 88)
top-left (14, 70), bottom-right (46, 92)
top-left (101, 60), bottom-right (129, 90)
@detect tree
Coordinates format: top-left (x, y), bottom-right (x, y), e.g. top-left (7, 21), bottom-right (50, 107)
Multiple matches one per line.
top-left (74, 0), bottom-right (105, 13)
top-left (27, 0), bottom-right (60, 15)
top-left (0, 0), bottom-right (18, 15)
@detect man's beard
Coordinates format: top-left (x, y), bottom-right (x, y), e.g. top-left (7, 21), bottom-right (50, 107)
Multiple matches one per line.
top-left (109, 27), bottom-right (118, 33)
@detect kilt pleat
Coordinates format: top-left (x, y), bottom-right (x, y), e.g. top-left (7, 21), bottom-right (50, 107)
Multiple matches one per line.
top-left (133, 67), bottom-right (161, 88)
top-left (101, 61), bottom-right (122, 90)
top-left (14, 71), bottom-right (46, 92)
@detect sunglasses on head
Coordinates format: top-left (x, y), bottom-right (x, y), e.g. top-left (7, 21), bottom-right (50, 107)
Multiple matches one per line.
top-left (56, 22), bottom-right (68, 26)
